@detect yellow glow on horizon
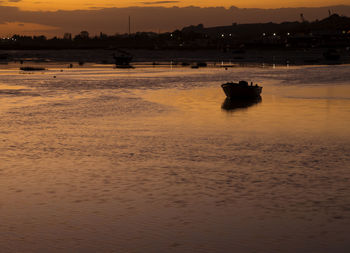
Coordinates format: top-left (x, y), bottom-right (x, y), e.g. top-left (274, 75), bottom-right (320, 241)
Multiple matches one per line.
top-left (0, 22), bottom-right (59, 37)
top-left (4, 0), bottom-right (350, 11)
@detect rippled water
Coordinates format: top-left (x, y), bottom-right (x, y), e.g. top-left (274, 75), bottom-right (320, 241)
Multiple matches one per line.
top-left (0, 64), bottom-right (350, 252)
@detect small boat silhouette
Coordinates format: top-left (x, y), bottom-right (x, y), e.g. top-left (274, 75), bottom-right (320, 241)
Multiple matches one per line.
top-left (20, 66), bottom-right (45, 71)
top-left (113, 50), bottom-right (133, 68)
top-left (221, 80), bottom-right (262, 99)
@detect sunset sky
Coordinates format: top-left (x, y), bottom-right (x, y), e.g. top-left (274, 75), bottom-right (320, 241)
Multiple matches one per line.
top-left (3, 0), bottom-right (350, 11)
top-left (0, 1), bottom-right (349, 37)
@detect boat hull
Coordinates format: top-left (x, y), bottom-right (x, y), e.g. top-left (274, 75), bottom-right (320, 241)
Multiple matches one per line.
top-left (221, 83), bottom-right (262, 99)
top-left (114, 56), bottom-right (132, 66)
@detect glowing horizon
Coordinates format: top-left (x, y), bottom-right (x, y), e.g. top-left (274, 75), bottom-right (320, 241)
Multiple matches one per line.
top-left (0, 1), bottom-right (349, 37)
top-left (3, 0), bottom-right (350, 11)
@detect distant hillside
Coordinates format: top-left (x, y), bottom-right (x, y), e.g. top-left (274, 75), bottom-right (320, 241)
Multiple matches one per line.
top-left (0, 5), bottom-right (350, 36)
top-left (181, 14), bottom-right (350, 38)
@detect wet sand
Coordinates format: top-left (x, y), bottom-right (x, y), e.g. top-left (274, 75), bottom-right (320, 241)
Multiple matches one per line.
top-left (0, 64), bottom-right (349, 252)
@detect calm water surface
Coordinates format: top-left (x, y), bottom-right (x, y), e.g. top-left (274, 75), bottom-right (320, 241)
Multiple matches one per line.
top-left (0, 65), bottom-right (350, 252)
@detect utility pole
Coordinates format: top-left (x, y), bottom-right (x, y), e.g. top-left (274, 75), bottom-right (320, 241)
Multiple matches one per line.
top-left (128, 16), bottom-right (131, 35)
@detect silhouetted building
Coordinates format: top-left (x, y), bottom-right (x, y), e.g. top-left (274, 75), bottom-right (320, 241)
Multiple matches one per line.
top-left (64, 33), bottom-right (72, 40)
top-left (79, 31), bottom-right (89, 39)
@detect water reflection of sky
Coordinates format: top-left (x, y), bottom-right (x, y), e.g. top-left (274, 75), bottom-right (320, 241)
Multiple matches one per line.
top-left (140, 84), bottom-right (350, 139)
top-left (0, 65), bottom-right (350, 253)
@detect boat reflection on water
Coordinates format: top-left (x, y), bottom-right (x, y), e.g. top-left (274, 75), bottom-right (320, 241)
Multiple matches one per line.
top-left (221, 97), bottom-right (262, 112)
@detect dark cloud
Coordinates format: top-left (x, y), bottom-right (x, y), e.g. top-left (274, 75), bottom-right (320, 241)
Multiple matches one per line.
top-left (7, 0), bottom-right (21, 2)
top-left (0, 5), bottom-right (349, 36)
top-left (141, 1), bottom-right (180, 4)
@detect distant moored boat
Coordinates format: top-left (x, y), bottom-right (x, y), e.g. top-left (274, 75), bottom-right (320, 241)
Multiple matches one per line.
top-left (20, 66), bottom-right (45, 71)
top-left (113, 50), bottom-right (133, 68)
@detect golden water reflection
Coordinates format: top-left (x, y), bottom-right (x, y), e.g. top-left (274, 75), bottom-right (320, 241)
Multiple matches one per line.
top-left (139, 85), bottom-right (350, 139)
top-left (0, 68), bottom-right (350, 252)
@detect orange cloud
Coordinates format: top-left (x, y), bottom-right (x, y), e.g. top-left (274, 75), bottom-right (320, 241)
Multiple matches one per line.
top-left (3, 0), bottom-right (350, 11)
top-left (0, 5), bottom-right (349, 37)
top-left (0, 21), bottom-right (59, 36)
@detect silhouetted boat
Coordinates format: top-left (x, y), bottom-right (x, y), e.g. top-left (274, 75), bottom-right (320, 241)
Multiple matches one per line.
top-left (191, 62), bottom-right (207, 68)
top-left (197, 62), bottom-right (207, 67)
top-left (113, 50), bottom-right (133, 67)
top-left (222, 97), bottom-right (262, 111)
top-left (20, 67), bottom-right (45, 71)
top-left (114, 55), bottom-right (132, 66)
top-left (221, 80), bottom-right (262, 99)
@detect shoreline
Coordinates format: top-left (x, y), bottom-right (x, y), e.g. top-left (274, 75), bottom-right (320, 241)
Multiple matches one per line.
top-left (0, 48), bottom-right (349, 67)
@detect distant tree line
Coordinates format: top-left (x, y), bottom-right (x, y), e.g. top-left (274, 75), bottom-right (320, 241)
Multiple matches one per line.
top-left (0, 14), bottom-right (349, 50)
top-left (0, 30), bottom-right (211, 50)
